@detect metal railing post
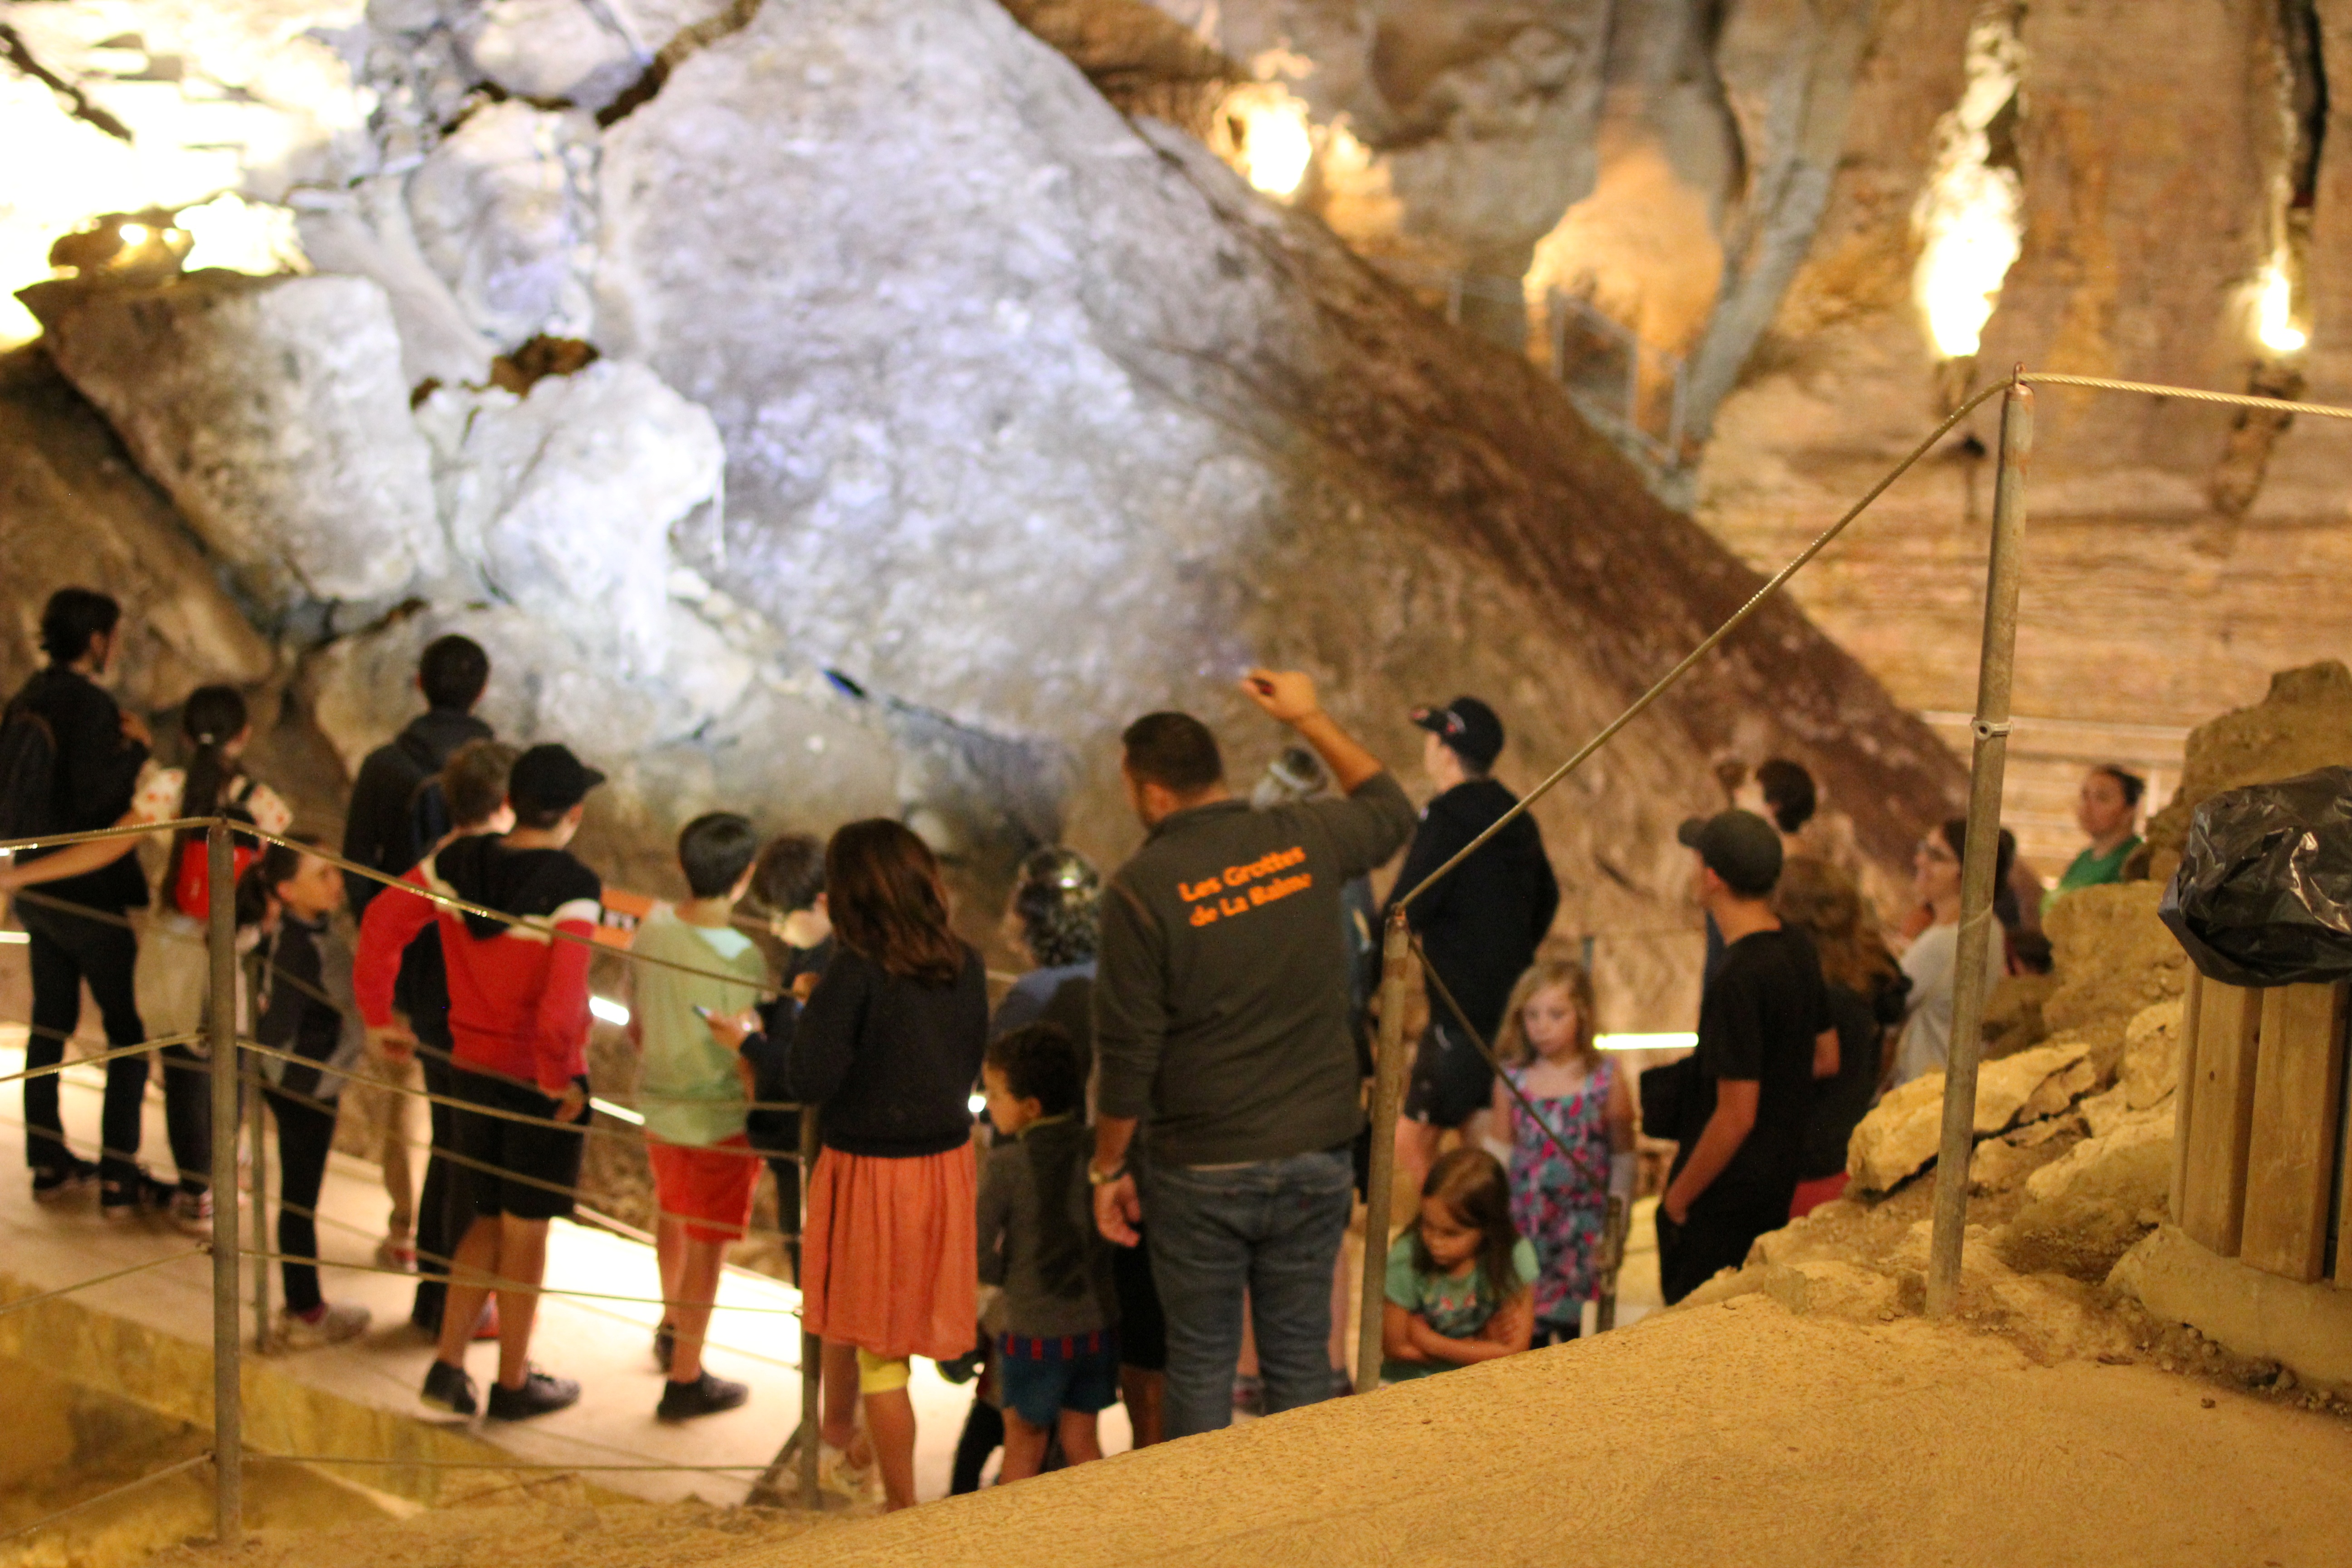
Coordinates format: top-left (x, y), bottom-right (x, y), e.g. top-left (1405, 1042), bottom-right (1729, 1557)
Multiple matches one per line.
top-left (1352, 911), bottom-right (1414, 1396)
top-left (205, 821), bottom-right (243, 1543)
top-left (797, 1103), bottom-right (820, 1509)
top-left (1925, 369), bottom-right (2033, 1317)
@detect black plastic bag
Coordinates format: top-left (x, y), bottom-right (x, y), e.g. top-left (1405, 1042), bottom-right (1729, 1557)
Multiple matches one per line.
top-left (2159, 765), bottom-right (2352, 986)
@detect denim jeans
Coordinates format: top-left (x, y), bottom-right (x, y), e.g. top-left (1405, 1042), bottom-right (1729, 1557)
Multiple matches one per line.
top-left (1145, 1145), bottom-right (1354, 1439)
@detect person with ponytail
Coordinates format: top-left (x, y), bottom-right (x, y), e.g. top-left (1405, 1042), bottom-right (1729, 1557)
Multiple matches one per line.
top-left (0, 681), bottom-right (289, 1229)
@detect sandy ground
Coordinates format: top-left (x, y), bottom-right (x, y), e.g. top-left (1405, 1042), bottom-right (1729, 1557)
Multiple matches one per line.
top-left (145, 1294), bottom-right (2352, 1568)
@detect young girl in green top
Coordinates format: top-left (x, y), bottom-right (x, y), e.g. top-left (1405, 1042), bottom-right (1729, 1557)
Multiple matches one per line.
top-left (1380, 1147), bottom-right (1537, 1382)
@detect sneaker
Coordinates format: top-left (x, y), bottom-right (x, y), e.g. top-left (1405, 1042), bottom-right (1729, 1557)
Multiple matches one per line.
top-left (654, 1321), bottom-right (676, 1372)
top-left (421, 1358), bottom-right (479, 1416)
top-left (279, 1300), bottom-right (371, 1349)
top-left (817, 1439), bottom-right (881, 1503)
top-left (169, 1188), bottom-right (212, 1238)
top-left (656, 1371), bottom-right (749, 1422)
top-left (99, 1171), bottom-right (174, 1221)
top-left (486, 1368), bottom-right (580, 1421)
top-left (375, 1235), bottom-right (417, 1272)
top-left (31, 1157), bottom-right (98, 1204)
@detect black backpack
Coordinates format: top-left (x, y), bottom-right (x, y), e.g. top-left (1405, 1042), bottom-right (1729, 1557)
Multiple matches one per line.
top-left (0, 698), bottom-right (59, 843)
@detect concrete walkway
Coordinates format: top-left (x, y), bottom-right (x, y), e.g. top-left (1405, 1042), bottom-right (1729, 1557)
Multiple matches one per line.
top-left (0, 1024), bottom-right (1030, 1507)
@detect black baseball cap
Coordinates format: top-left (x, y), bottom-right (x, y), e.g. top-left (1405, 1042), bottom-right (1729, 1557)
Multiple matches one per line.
top-left (508, 743), bottom-right (605, 815)
top-left (1678, 808), bottom-right (1783, 897)
top-left (1411, 696), bottom-right (1504, 771)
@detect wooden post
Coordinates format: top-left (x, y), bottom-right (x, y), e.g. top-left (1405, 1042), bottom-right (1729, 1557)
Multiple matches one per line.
top-left (2170, 968), bottom-right (2204, 1225)
top-left (1925, 371), bottom-right (2032, 1318)
top-left (205, 823), bottom-right (242, 1544)
top-left (1353, 911), bottom-right (1414, 1396)
top-left (2240, 983), bottom-right (2348, 1281)
top-left (2179, 979), bottom-right (2264, 1256)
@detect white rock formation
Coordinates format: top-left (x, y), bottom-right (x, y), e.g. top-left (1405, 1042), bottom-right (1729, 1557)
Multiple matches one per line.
top-left (407, 102), bottom-right (600, 350)
top-left (415, 357), bottom-right (724, 677)
top-left (456, 0), bottom-right (646, 111)
top-left (20, 271), bottom-right (445, 604)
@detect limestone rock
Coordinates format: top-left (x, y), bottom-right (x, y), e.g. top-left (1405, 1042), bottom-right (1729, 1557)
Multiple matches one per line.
top-left (1847, 1040), bottom-right (2094, 1195)
top-left (290, 179), bottom-right (499, 389)
top-left (406, 102), bottom-right (599, 350)
top-left (1983, 970), bottom-right (2058, 1058)
top-left (1999, 1103), bottom-right (2176, 1283)
top-left (20, 272), bottom-right (444, 605)
top-left (593, 0), bottom-right (1964, 1017)
top-left (456, 0), bottom-right (644, 112)
top-left (2121, 998), bottom-right (2185, 1111)
top-left (0, 347), bottom-right (274, 709)
top-left (415, 358), bottom-right (720, 678)
top-left (1756, 1258), bottom-right (1901, 1321)
top-left (2142, 662), bottom-right (2352, 881)
top-left (2043, 883), bottom-right (2190, 1034)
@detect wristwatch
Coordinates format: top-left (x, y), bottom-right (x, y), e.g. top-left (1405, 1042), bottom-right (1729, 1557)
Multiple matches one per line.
top-left (1088, 1159), bottom-right (1129, 1187)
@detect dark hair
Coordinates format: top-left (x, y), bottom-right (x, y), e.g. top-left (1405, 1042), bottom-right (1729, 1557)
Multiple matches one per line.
top-left (39, 587), bottom-right (121, 663)
top-left (824, 819), bottom-right (964, 985)
top-left (236, 831), bottom-right (323, 927)
top-left (1937, 816), bottom-right (2017, 888)
top-left (441, 739), bottom-right (518, 829)
top-left (985, 1023), bottom-right (1085, 1117)
top-left (750, 833), bottom-right (825, 915)
top-left (1121, 711), bottom-right (1224, 796)
top-left (1011, 847), bottom-right (1100, 968)
top-left (418, 634), bottom-right (490, 711)
top-left (1773, 857), bottom-right (1898, 996)
top-left (1411, 1148), bottom-right (1525, 1307)
top-left (678, 811), bottom-right (759, 899)
top-left (178, 685), bottom-right (251, 837)
top-left (2091, 764), bottom-right (2146, 809)
top-left (1754, 758), bottom-right (1818, 835)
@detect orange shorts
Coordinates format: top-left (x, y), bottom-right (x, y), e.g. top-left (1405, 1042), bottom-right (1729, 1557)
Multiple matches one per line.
top-left (647, 1134), bottom-right (760, 1245)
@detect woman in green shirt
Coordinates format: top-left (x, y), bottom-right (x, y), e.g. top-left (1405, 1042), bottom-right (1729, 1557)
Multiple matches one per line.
top-left (2045, 765), bottom-right (2146, 914)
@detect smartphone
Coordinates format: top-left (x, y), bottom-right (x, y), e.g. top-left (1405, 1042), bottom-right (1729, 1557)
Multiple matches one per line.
top-left (692, 1004), bottom-right (716, 1021)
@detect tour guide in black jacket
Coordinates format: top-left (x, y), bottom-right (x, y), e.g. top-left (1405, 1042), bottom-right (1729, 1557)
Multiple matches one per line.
top-left (1091, 670), bottom-right (1414, 1439)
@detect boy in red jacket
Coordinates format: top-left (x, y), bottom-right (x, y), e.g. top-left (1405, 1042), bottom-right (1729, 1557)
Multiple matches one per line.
top-left (358, 744), bottom-right (604, 1420)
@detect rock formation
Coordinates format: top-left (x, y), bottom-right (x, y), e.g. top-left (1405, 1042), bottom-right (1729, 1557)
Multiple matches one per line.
top-left (1, 0), bottom-right (1970, 1021)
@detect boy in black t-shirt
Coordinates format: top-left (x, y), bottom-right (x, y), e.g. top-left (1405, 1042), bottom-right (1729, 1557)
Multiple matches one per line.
top-left (1658, 810), bottom-right (1835, 1304)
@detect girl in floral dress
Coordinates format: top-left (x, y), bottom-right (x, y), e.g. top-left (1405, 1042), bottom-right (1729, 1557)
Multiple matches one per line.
top-left (1489, 957), bottom-right (1635, 1344)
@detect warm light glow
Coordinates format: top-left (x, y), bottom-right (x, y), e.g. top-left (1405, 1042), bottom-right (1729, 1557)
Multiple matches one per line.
top-left (1912, 17), bottom-right (2024, 360)
top-left (118, 222), bottom-right (150, 245)
top-left (177, 192), bottom-right (307, 276)
top-left (1216, 83), bottom-right (1316, 200)
top-left (1596, 1032), bottom-right (1699, 1053)
top-left (588, 995), bottom-right (631, 1026)
top-left (2257, 258), bottom-right (2308, 354)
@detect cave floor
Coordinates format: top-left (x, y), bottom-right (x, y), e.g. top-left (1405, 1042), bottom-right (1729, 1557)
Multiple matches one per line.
top-left (0, 1020), bottom-right (1007, 1509)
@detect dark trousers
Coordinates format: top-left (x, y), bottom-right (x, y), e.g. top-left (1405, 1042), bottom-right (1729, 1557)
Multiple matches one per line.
top-left (768, 1156), bottom-right (801, 1276)
top-left (409, 1035), bottom-right (458, 1330)
top-left (157, 1044), bottom-right (210, 1194)
top-left (265, 1084), bottom-right (336, 1316)
top-left (23, 909), bottom-right (150, 1181)
top-left (950, 1397), bottom-right (1003, 1494)
top-left (1656, 1187), bottom-right (1790, 1304)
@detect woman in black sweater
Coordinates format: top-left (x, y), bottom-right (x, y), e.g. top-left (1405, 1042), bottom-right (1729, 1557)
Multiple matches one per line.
top-left (773, 819), bottom-right (986, 1511)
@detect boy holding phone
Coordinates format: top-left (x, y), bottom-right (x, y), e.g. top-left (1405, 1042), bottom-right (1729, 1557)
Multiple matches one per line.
top-left (629, 812), bottom-right (770, 1420)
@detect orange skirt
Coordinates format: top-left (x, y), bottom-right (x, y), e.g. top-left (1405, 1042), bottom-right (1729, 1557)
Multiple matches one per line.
top-left (801, 1142), bottom-right (978, 1363)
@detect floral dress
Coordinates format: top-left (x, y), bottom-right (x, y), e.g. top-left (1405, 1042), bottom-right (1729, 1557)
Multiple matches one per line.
top-left (1504, 1058), bottom-right (1614, 1334)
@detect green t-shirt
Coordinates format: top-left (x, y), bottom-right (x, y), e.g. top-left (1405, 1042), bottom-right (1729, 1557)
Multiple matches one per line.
top-left (1381, 1231), bottom-right (1539, 1382)
top-left (2043, 835), bottom-right (2142, 915)
top-left (632, 911), bottom-right (768, 1147)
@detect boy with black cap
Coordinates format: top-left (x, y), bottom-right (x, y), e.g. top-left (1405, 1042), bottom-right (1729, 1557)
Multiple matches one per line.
top-left (1657, 808), bottom-right (1835, 1304)
top-left (1383, 696), bottom-right (1559, 1189)
top-left (358, 742), bottom-right (605, 1419)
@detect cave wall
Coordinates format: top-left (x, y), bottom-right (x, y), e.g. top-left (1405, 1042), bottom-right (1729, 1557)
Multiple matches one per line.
top-left (0, 0), bottom-right (1974, 1027)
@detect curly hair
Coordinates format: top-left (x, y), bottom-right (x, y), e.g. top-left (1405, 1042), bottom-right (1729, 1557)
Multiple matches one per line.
top-left (1009, 846), bottom-right (1100, 968)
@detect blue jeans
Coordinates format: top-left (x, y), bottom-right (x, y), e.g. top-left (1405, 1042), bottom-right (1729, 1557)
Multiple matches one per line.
top-left (1145, 1146), bottom-right (1354, 1439)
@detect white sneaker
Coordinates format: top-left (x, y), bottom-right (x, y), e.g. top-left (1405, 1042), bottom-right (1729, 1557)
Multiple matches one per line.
top-left (817, 1440), bottom-right (882, 1503)
top-left (279, 1300), bottom-right (371, 1349)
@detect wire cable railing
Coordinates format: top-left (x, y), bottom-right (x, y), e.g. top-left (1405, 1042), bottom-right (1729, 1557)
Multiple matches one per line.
top-left (10, 363), bottom-right (2352, 1544)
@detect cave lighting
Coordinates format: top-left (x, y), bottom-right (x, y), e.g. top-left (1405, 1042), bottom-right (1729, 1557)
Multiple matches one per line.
top-left (176, 192), bottom-right (308, 276)
top-left (2257, 258), bottom-right (2308, 355)
top-left (1596, 1032), bottom-right (1698, 1053)
top-left (1911, 16), bottom-right (2024, 360)
top-left (118, 222), bottom-right (150, 245)
top-left (1222, 83), bottom-right (1316, 200)
top-left (588, 994), bottom-right (631, 1026)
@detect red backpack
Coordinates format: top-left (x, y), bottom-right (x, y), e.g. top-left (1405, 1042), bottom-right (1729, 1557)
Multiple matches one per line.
top-left (169, 776), bottom-right (261, 919)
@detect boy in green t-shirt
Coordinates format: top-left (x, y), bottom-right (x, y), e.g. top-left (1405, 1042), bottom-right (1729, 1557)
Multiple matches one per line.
top-left (629, 812), bottom-right (769, 1421)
